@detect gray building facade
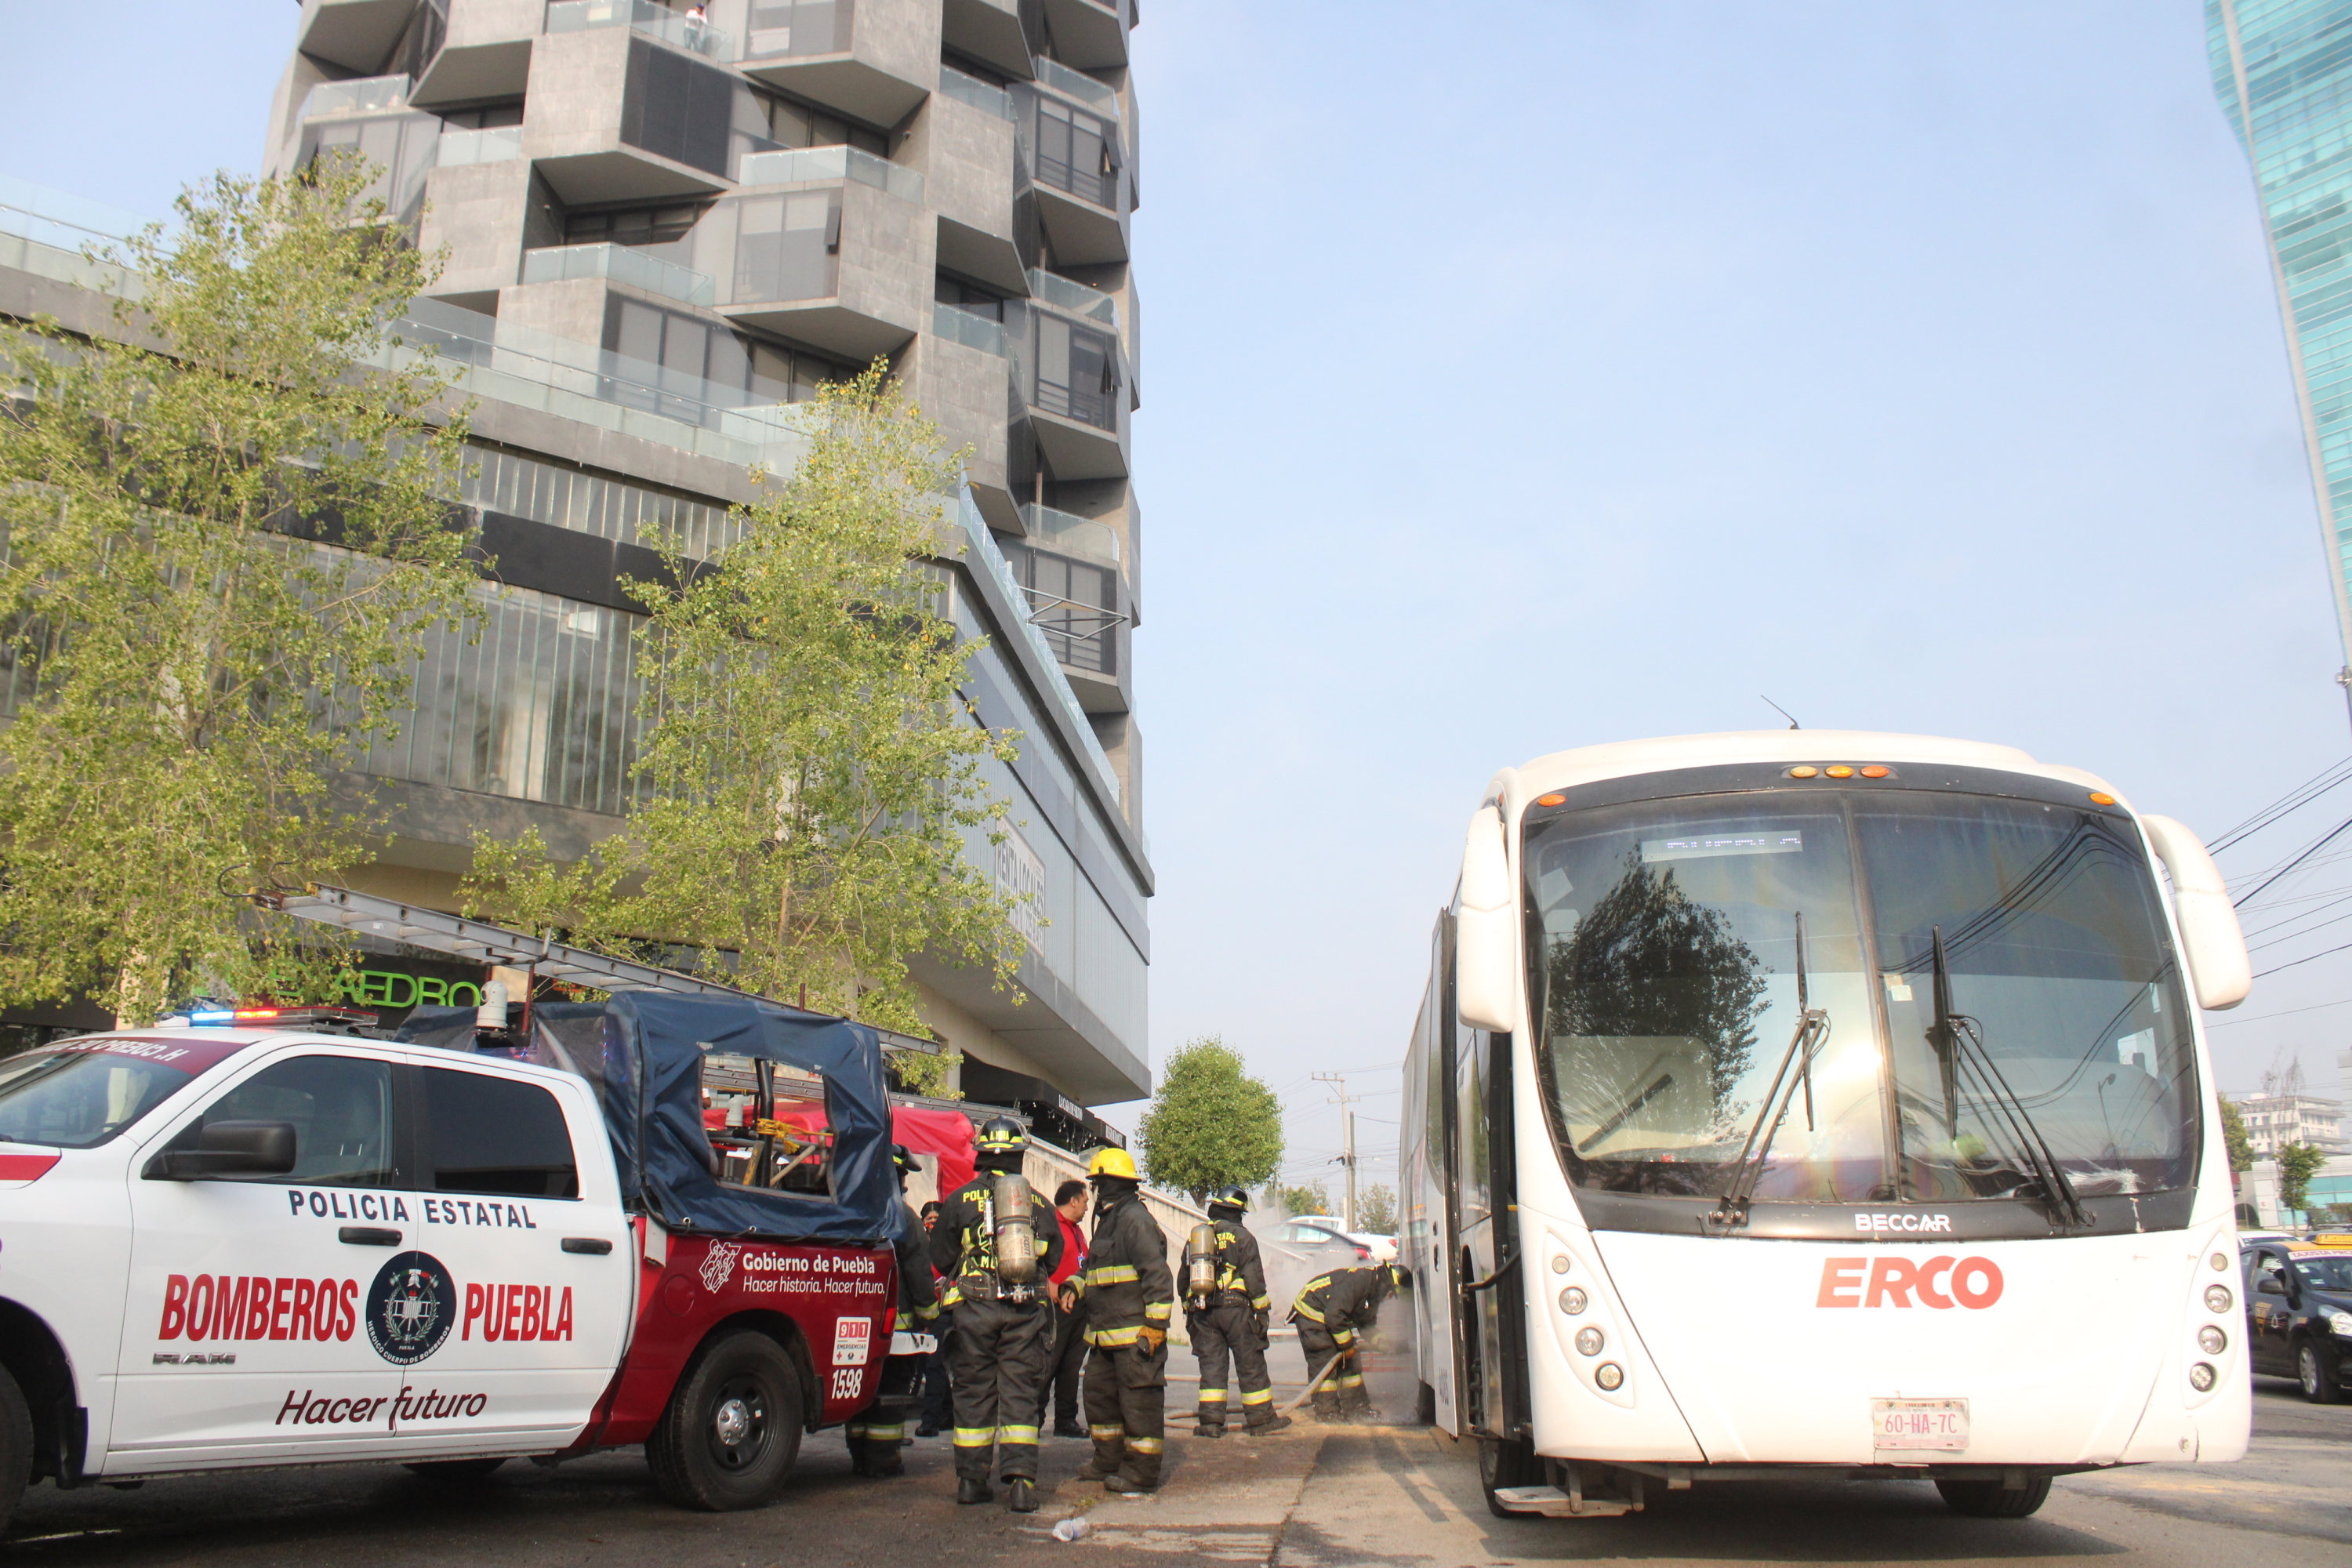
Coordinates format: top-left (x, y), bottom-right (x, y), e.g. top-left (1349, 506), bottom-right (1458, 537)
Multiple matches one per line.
top-left (14, 0), bottom-right (1150, 1098)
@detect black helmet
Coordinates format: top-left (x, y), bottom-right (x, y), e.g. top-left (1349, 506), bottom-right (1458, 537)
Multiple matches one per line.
top-left (975, 1116), bottom-right (1027, 1161)
top-left (891, 1144), bottom-right (917, 1177)
top-left (1208, 1185), bottom-right (1250, 1215)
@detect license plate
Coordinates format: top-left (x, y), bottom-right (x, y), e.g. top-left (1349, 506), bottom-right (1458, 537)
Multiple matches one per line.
top-left (1871, 1397), bottom-right (1968, 1453)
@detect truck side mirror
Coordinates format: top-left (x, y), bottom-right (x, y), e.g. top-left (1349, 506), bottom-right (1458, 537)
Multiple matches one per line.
top-left (2257, 1275), bottom-right (2284, 1295)
top-left (144, 1120), bottom-right (299, 1181)
top-left (1455, 805), bottom-right (1517, 1033)
top-left (2138, 815), bottom-right (2252, 1010)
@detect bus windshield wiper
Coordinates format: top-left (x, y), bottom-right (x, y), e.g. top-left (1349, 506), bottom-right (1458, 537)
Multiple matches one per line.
top-left (1929, 927), bottom-right (2090, 1229)
top-left (1711, 912), bottom-right (1828, 1230)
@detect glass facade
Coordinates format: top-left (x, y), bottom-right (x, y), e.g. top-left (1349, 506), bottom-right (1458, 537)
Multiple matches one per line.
top-left (2211, 0), bottom-right (2352, 668)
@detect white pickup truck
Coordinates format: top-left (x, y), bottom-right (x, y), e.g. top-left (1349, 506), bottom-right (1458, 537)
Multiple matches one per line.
top-left (0, 993), bottom-right (925, 1535)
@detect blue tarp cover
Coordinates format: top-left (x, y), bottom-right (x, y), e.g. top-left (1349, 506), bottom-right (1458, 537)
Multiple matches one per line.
top-left (397, 991), bottom-right (898, 1246)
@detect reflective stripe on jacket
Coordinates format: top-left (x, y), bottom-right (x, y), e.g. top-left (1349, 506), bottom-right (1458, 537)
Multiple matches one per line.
top-left (1082, 1187), bottom-right (1173, 1347)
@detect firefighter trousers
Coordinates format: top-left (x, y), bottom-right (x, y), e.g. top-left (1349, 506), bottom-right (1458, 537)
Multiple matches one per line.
top-left (1295, 1320), bottom-right (1367, 1417)
top-left (946, 1297), bottom-right (1053, 1482)
top-left (1084, 1340), bottom-right (1167, 1488)
top-left (844, 1410), bottom-right (905, 1476)
top-left (1189, 1304), bottom-right (1274, 1429)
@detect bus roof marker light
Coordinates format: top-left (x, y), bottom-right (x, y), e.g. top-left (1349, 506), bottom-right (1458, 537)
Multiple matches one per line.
top-left (2090, 792), bottom-right (2116, 806)
top-left (1595, 1363), bottom-right (1624, 1391)
top-left (1860, 765), bottom-right (1891, 779)
top-left (1788, 766), bottom-right (1819, 779)
top-left (1536, 793), bottom-right (1566, 808)
top-left (1825, 765), bottom-right (1855, 779)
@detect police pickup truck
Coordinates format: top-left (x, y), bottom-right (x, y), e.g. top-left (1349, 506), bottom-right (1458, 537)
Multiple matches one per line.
top-left (0, 991), bottom-right (922, 1534)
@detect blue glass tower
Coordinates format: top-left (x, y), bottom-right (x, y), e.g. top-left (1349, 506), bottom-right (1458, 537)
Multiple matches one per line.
top-left (2211, 0), bottom-right (2352, 680)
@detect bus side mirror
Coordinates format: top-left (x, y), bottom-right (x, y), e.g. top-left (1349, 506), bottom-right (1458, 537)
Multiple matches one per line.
top-left (1456, 805), bottom-right (1518, 1033)
top-left (2138, 815), bottom-right (2251, 1011)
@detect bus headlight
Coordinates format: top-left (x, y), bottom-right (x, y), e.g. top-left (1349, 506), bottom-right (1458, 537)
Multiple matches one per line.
top-left (1559, 1287), bottom-right (1588, 1315)
top-left (2197, 1326), bottom-right (2227, 1355)
top-left (1575, 1327), bottom-right (1605, 1356)
top-left (1595, 1363), bottom-right (1624, 1391)
top-left (2328, 1310), bottom-right (2352, 1338)
top-left (2188, 1363), bottom-right (2218, 1392)
top-left (2204, 1285), bottom-right (2232, 1313)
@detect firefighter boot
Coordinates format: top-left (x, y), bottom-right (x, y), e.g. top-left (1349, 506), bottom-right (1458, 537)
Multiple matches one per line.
top-left (1244, 1411), bottom-right (1294, 1436)
top-left (956, 1477), bottom-right (993, 1504)
top-left (1007, 1478), bottom-right (1036, 1513)
top-left (1310, 1387), bottom-right (1342, 1422)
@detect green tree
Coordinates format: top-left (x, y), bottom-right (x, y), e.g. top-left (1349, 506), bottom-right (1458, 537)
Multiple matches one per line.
top-left (463, 368), bottom-right (1025, 1033)
top-left (1357, 1183), bottom-right (1398, 1234)
top-left (1136, 1036), bottom-right (1283, 1203)
top-left (1279, 1182), bottom-right (1330, 1218)
top-left (2217, 1098), bottom-right (2256, 1174)
top-left (2278, 1142), bottom-right (2328, 1219)
top-left (0, 165), bottom-right (477, 1022)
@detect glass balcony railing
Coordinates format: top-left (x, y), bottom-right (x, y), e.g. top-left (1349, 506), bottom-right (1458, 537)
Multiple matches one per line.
top-left (1020, 503), bottom-right (1119, 565)
top-left (933, 301), bottom-right (1010, 358)
top-left (523, 241), bottom-right (717, 307)
top-left (736, 144), bottom-right (924, 204)
top-left (1015, 86), bottom-right (1123, 212)
top-left (938, 64), bottom-right (1015, 123)
top-left (1035, 57), bottom-right (1118, 115)
top-left (436, 125), bottom-right (525, 167)
top-left (545, 0), bottom-right (735, 60)
top-left (742, 0), bottom-right (851, 60)
top-left (1026, 268), bottom-right (1117, 328)
top-left (299, 74), bottom-right (413, 120)
top-left (956, 498), bottom-right (1122, 802)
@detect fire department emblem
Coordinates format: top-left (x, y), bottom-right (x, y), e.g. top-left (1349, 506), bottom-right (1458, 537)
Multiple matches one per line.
top-left (366, 1251), bottom-right (456, 1366)
top-left (699, 1242), bottom-right (742, 1294)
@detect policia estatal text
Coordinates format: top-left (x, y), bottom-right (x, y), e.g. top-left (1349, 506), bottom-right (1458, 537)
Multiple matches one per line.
top-left (930, 1118), bottom-right (1065, 1512)
top-left (1183, 1186), bottom-right (1290, 1436)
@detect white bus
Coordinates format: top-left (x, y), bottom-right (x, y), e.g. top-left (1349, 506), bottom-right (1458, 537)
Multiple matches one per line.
top-left (1399, 731), bottom-right (2252, 1520)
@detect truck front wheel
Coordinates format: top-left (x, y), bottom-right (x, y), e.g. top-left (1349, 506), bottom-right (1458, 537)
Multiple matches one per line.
top-left (648, 1330), bottom-right (805, 1511)
top-left (0, 1362), bottom-right (27, 1532)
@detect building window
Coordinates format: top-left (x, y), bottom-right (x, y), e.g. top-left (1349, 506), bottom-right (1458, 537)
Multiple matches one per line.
top-left (602, 297), bottom-right (853, 424)
top-left (1013, 543), bottom-right (1118, 677)
top-left (563, 201), bottom-right (711, 265)
top-left (727, 191), bottom-right (843, 303)
top-left (1032, 312), bottom-right (1119, 431)
top-left (745, 0), bottom-right (853, 62)
top-left (750, 88), bottom-right (889, 158)
top-left (1032, 96), bottom-right (1118, 209)
top-left (299, 113), bottom-right (441, 217)
top-left (439, 102), bottom-right (524, 129)
top-left (621, 36), bottom-right (735, 176)
top-left (936, 275), bottom-right (1007, 321)
top-left (463, 445), bottom-right (744, 561)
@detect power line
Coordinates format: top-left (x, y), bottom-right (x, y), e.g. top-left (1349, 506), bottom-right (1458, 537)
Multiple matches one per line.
top-left (2233, 814), bottom-right (2352, 908)
top-left (2252, 940), bottom-right (2352, 978)
top-left (2205, 998), bottom-right (2352, 1028)
top-left (2210, 755), bottom-right (2352, 853)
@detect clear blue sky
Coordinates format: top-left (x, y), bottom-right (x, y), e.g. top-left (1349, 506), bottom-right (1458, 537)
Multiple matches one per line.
top-left (6, 1), bottom-right (2346, 1198)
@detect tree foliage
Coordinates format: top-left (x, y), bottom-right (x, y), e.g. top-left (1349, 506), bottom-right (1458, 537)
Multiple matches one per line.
top-left (463, 368), bottom-right (1025, 1033)
top-left (0, 165), bottom-right (476, 1022)
top-left (1277, 1182), bottom-right (1330, 1219)
top-left (2278, 1141), bottom-right (2328, 1218)
top-left (2217, 1098), bottom-right (2256, 1175)
top-left (1137, 1036), bottom-right (1283, 1203)
top-left (1356, 1183), bottom-right (1397, 1234)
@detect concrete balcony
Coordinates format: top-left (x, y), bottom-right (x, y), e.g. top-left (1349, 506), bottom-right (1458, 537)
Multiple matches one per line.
top-left (924, 70), bottom-right (1024, 294)
top-left (1040, 0), bottom-right (1129, 71)
top-left (524, 27), bottom-right (733, 205)
top-left (1011, 79), bottom-right (1128, 267)
top-left (410, 0), bottom-right (538, 107)
top-left (909, 321), bottom-right (1014, 521)
top-left (733, 0), bottom-right (937, 131)
top-left (296, 0), bottom-right (423, 74)
top-left (941, 0), bottom-right (1038, 82)
top-left (702, 150), bottom-right (929, 361)
top-left (413, 155), bottom-right (536, 310)
top-left (1013, 292), bottom-right (1128, 481)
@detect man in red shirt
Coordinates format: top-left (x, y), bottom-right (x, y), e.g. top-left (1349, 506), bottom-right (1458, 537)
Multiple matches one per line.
top-left (1044, 1178), bottom-right (1091, 1438)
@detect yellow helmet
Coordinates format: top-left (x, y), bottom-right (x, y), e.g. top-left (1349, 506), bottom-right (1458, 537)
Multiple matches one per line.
top-left (1087, 1145), bottom-right (1139, 1180)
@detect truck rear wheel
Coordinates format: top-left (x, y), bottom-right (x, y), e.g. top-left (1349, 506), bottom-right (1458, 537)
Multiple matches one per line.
top-left (1936, 1475), bottom-right (2051, 1517)
top-left (648, 1330), bottom-right (804, 1511)
top-left (0, 1362), bottom-right (28, 1533)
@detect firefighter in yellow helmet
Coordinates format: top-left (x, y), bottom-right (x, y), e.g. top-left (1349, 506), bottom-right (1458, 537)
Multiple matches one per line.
top-left (929, 1116), bottom-right (1065, 1512)
top-left (1075, 1145), bottom-right (1173, 1493)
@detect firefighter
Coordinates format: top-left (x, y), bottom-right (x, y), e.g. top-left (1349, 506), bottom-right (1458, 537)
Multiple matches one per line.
top-left (1185, 1186), bottom-right (1290, 1437)
top-left (929, 1116), bottom-right (1065, 1512)
top-left (1289, 1265), bottom-right (1401, 1421)
top-left (1076, 1145), bottom-right (1172, 1494)
top-left (847, 1145), bottom-right (942, 1477)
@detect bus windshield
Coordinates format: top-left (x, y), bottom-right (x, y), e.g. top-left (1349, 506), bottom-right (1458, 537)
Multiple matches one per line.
top-left (1523, 787), bottom-right (2198, 1206)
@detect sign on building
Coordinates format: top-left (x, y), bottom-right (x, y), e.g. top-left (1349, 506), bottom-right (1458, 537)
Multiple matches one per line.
top-left (996, 819), bottom-right (1046, 955)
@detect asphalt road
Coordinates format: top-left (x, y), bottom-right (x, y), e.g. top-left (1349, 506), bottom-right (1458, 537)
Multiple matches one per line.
top-left (5, 1366), bottom-right (2344, 1565)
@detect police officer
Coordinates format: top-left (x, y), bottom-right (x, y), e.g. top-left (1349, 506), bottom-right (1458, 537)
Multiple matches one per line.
top-left (847, 1145), bottom-right (941, 1477)
top-left (929, 1117), bottom-right (1064, 1512)
top-left (1185, 1186), bottom-right (1290, 1438)
top-left (1075, 1146), bottom-right (1172, 1494)
top-left (1289, 1265), bottom-right (1401, 1421)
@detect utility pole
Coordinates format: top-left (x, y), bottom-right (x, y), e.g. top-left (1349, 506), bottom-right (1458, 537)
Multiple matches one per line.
top-left (1313, 1072), bottom-right (1361, 1231)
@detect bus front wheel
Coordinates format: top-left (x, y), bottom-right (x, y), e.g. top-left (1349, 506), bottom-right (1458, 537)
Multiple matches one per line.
top-left (1936, 1475), bottom-right (2051, 1518)
top-left (1477, 1435), bottom-right (1541, 1519)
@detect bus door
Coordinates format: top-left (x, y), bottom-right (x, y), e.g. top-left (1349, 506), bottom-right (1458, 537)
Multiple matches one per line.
top-left (1452, 990), bottom-right (1526, 1437)
top-left (1421, 911), bottom-right (1463, 1436)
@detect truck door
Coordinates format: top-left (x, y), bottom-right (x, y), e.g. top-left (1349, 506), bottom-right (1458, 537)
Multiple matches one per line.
top-left (387, 1062), bottom-right (633, 1457)
top-left (113, 1048), bottom-right (405, 1465)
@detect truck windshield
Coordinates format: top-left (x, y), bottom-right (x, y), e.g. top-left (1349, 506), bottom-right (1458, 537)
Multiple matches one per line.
top-left (0, 1042), bottom-right (223, 1149)
top-left (1524, 787), bottom-right (2198, 1206)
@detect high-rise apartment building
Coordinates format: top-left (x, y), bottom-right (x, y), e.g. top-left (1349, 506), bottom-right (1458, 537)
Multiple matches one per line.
top-left (0, 0), bottom-right (1152, 1111)
top-left (2211, 0), bottom-right (2352, 685)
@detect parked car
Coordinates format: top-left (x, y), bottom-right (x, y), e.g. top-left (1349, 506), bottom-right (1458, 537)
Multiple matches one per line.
top-left (1274, 1218), bottom-right (1369, 1261)
top-left (2241, 1237), bottom-right (2352, 1402)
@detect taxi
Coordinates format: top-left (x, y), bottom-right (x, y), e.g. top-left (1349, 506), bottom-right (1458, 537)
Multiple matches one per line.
top-left (2239, 1234), bottom-right (2352, 1403)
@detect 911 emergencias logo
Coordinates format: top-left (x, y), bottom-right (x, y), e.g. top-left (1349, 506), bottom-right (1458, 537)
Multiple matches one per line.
top-left (366, 1251), bottom-right (457, 1365)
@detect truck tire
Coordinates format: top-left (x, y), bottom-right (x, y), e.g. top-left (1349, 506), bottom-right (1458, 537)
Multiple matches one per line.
top-left (403, 1457), bottom-right (507, 1481)
top-left (648, 1330), bottom-right (804, 1511)
top-left (0, 1361), bottom-right (29, 1534)
top-left (1477, 1435), bottom-right (1541, 1519)
top-left (1936, 1475), bottom-right (2051, 1517)
top-left (2296, 1338), bottom-right (2343, 1404)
